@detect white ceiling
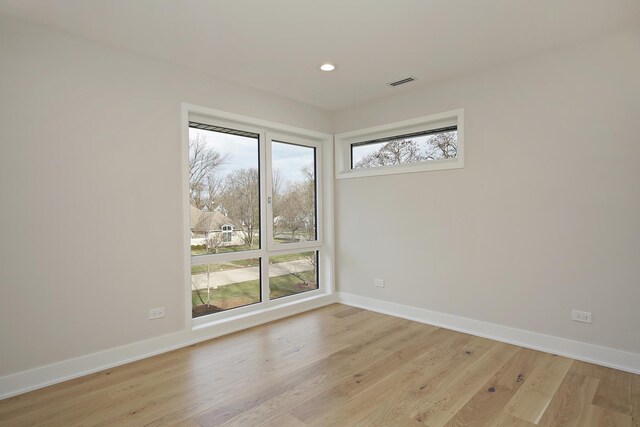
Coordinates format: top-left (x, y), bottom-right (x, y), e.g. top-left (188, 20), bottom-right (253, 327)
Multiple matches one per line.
top-left (1, 0), bottom-right (639, 111)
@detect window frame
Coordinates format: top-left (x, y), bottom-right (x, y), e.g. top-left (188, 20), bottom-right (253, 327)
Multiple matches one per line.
top-left (221, 224), bottom-right (233, 243)
top-left (182, 103), bottom-right (334, 329)
top-left (335, 109), bottom-right (464, 179)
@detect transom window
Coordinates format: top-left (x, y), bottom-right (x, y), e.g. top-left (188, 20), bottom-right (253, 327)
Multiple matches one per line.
top-left (351, 126), bottom-right (458, 169)
top-left (335, 109), bottom-right (464, 179)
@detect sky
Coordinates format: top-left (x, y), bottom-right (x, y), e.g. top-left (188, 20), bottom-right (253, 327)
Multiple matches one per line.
top-left (190, 128), bottom-right (314, 188)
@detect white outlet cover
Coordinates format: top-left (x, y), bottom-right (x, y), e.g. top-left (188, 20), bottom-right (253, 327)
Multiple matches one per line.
top-left (148, 307), bottom-right (165, 320)
top-left (571, 309), bottom-right (592, 324)
top-left (374, 279), bottom-right (385, 288)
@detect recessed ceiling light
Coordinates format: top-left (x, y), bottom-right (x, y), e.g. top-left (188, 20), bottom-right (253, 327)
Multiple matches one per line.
top-left (320, 63), bottom-right (336, 71)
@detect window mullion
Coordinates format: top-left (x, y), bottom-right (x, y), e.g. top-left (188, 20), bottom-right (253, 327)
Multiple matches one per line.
top-left (259, 130), bottom-right (270, 304)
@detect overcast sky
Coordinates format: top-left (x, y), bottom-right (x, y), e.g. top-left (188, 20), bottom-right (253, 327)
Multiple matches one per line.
top-left (190, 128), bottom-right (313, 188)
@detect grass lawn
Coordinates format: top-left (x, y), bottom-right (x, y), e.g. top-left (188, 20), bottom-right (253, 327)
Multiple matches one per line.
top-left (192, 270), bottom-right (317, 317)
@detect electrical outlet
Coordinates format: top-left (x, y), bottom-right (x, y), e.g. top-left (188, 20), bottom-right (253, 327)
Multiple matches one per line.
top-left (571, 309), bottom-right (592, 324)
top-left (374, 279), bottom-right (385, 288)
top-left (148, 307), bottom-right (165, 320)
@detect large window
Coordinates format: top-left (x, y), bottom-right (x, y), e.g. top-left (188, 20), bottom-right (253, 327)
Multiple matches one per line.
top-left (186, 112), bottom-right (326, 321)
top-left (335, 109), bottom-right (464, 179)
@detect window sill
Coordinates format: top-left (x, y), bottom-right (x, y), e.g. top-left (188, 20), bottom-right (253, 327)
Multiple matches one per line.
top-left (191, 290), bottom-right (335, 332)
top-left (336, 157), bottom-right (463, 179)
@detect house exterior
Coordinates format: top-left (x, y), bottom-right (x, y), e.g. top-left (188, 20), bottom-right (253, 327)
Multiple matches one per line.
top-left (190, 205), bottom-right (244, 248)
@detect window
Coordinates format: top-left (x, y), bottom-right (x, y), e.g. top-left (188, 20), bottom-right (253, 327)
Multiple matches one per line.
top-left (351, 126), bottom-right (458, 169)
top-left (271, 140), bottom-right (317, 245)
top-left (221, 225), bottom-right (233, 243)
top-left (189, 122), bottom-right (260, 255)
top-left (335, 109), bottom-right (464, 179)
top-left (185, 105), bottom-right (330, 323)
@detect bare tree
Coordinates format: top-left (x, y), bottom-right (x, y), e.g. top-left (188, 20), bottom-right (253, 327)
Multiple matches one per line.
top-left (300, 165), bottom-right (316, 239)
top-left (423, 131), bottom-right (457, 159)
top-left (275, 165), bottom-right (316, 241)
top-left (354, 131), bottom-right (457, 168)
top-left (271, 167), bottom-right (285, 221)
top-left (189, 133), bottom-right (228, 209)
top-left (205, 171), bottom-right (225, 212)
top-left (220, 168), bottom-right (260, 248)
top-left (354, 139), bottom-right (424, 168)
top-left (280, 252), bottom-right (317, 287)
top-left (205, 231), bottom-right (225, 254)
top-left (192, 265), bottom-right (214, 308)
top-left (278, 184), bottom-right (306, 240)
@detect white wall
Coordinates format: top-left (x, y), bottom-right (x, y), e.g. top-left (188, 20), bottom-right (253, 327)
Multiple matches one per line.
top-left (333, 29), bottom-right (640, 355)
top-left (0, 18), bottom-right (332, 377)
top-left (1, 14), bottom-right (639, 388)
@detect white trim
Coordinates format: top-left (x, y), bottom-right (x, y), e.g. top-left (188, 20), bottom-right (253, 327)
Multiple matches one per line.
top-left (0, 294), bottom-right (337, 400)
top-left (336, 292), bottom-right (640, 375)
top-left (335, 109), bottom-right (464, 179)
top-left (191, 287), bottom-right (326, 328)
top-left (259, 129), bottom-right (270, 305)
top-left (182, 104), bottom-right (193, 331)
top-left (321, 136), bottom-right (336, 296)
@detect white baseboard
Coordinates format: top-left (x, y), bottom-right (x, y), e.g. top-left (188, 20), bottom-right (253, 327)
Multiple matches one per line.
top-left (0, 293), bottom-right (337, 400)
top-left (337, 292), bottom-right (640, 375)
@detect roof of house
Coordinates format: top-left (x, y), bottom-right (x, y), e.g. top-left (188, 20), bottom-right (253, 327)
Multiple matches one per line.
top-left (193, 210), bottom-right (234, 233)
top-left (190, 205), bottom-right (203, 229)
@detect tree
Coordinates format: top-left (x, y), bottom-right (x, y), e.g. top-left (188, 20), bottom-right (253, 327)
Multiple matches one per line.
top-left (220, 168), bottom-right (260, 248)
top-left (192, 265), bottom-right (215, 309)
top-left (354, 139), bottom-right (424, 168)
top-left (277, 184), bottom-right (307, 240)
top-left (354, 131), bottom-right (457, 168)
top-left (271, 167), bottom-right (285, 220)
top-left (205, 231), bottom-right (225, 254)
top-left (205, 171), bottom-right (225, 212)
top-left (277, 251), bottom-right (317, 288)
top-left (423, 131), bottom-right (457, 159)
top-left (189, 133), bottom-right (227, 209)
top-left (299, 165), bottom-right (316, 239)
top-left (274, 165), bottom-right (316, 241)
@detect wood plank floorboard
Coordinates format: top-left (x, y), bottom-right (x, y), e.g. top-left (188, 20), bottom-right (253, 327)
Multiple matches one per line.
top-left (0, 303), bottom-right (638, 426)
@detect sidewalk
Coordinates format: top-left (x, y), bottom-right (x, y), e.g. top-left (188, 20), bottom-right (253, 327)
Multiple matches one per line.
top-left (191, 259), bottom-right (313, 290)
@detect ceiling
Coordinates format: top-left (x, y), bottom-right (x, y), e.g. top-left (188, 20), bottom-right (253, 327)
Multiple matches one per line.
top-left (1, 0), bottom-right (639, 111)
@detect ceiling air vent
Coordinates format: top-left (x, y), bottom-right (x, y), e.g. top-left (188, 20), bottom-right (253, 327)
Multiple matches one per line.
top-left (388, 77), bottom-right (415, 87)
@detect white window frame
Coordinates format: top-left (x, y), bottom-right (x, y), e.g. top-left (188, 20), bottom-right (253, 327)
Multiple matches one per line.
top-left (221, 224), bottom-right (233, 243)
top-left (335, 109), bottom-right (464, 179)
top-left (182, 103), bottom-right (334, 329)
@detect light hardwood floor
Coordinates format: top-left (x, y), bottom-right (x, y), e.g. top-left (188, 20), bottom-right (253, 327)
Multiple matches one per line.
top-left (0, 304), bottom-right (638, 426)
